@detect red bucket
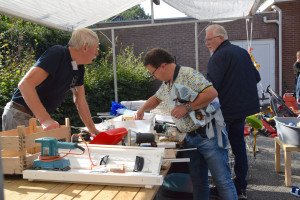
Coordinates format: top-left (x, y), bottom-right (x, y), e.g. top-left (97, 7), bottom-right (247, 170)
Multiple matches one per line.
top-left (90, 128), bottom-right (128, 145)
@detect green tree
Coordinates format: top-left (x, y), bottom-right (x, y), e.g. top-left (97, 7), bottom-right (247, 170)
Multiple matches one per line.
top-left (109, 5), bottom-right (150, 21)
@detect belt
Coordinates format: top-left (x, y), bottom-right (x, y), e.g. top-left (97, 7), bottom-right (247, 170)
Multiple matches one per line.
top-left (11, 101), bottom-right (34, 116)
top-left (187, 119), bottom-right (215, 137)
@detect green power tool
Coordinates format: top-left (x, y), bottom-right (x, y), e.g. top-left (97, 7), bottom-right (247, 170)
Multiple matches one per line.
top-left (33, 137), bottom-right (85, 171)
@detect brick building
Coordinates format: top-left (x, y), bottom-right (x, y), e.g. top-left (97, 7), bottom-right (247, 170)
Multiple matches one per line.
top-left (95, 0), bottom-right (300, 95)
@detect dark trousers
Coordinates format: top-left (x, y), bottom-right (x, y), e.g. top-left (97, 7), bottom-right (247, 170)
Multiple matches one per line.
top-left (225, 117), bottom-right (248, 191)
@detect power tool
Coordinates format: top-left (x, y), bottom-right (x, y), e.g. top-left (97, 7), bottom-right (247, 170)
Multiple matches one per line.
top-left (33, 137), bottom-right (85, 171)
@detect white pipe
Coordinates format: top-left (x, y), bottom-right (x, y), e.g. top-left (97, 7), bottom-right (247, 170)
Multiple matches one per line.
top-left (263, 5), bottom-right (282, 96)
top-left (151, 0), bottom-right (154, 24)
top-left (195, 22), bottom-right (199, 71)
top-left (112, 29), bottom-right (118, 102)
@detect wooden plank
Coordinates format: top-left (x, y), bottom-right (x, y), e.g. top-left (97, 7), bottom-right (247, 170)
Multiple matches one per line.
top-left (133, 187), bottom-right (157, 200)
top-left (93, 185), bottom-right (122, 200)
top-left (2, 158), bottom-right (20, 174)
top-left (113, 187), bottom-right (140, 200)
top-left (4, 176), bottom-right (57, 200)
top-left (284, 150), bottom-right (292, 186)
top-left (52, 183), bottom-right (88, 200)
top-left (28, 118), bottom-right (39, 154)
top-left (73, 184), bottom-right (104, 200)
top-left (275, 140), bottom-right (281, 172)
top-left (18, 126), bottom-right (26, 172)
top-left (11, 181), bottom-right (59, 200)
top-left (24, 127), bottom-right (70, 148)
top-left (275, 137), bottom-right (300, 152)
top-left (65, 118), bottom-right (71, 142)
top-left (37, 183), bottom-right (72, 200)
top-left (1, 136), bottom-right (19, 150)
top-left (163, 149), bottom-right (176, 159)
top-left (0, 129), bottom-right (18, 136)
top-left (4, 178), bottom-right (30, 199)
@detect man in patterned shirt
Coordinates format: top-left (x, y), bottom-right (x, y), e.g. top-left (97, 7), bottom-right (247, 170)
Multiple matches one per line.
top-left (134, 48), bottom-right (237, 200)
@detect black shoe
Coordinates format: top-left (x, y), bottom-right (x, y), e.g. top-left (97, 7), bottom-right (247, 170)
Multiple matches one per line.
top-left (209, 187), bottom-right (220, 200)
top-left (237, 188), bottom-right (247, 200)
top-left (233, 178), bottom-right (247, 200)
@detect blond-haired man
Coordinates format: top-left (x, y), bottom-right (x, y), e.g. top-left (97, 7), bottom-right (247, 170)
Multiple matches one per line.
top-left (2, 28), bottom-right (100, 134)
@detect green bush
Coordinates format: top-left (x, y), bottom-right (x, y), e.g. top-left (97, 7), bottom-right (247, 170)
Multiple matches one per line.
top-left (0, 15), bottom-right (155, 131)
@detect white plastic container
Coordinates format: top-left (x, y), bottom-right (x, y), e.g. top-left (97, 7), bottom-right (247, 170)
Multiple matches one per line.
top-left (274, 117), bottom-right (300, 146)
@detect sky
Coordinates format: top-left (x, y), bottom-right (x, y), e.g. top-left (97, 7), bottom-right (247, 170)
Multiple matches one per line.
top-left (140, 0), bottom-right (187, 19)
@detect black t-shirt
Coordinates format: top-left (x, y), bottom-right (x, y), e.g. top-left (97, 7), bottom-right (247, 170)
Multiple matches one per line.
top-left (12, 45), bottom-right (85, 113)
top-left (206, 40), bottom-right (260, 119)
top-left (293, 62), bottom-right (300, 84)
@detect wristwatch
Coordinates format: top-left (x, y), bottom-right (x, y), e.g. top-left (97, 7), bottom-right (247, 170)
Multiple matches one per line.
top-left (185, 103), bottom-right (192, 112)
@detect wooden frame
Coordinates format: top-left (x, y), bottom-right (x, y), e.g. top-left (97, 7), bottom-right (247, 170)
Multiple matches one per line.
top-left (1, 118), bottom-right (71, 174)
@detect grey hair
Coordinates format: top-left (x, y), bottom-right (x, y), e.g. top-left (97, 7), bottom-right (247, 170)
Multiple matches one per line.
top-left (206, 24), bottom-right (228, 40)
top-left (68, 28), bottom-right (99, 49)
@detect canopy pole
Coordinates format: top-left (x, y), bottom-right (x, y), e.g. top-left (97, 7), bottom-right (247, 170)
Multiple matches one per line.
top-left (151, 0), bottom-right (154, 24)
top-left (194, 22), bottom-right (199, 71)
top-left (112, 29), bottom-right (118, 102)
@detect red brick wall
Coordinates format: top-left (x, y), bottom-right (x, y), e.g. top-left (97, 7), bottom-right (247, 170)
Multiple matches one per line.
top-left (96, 1), bottom-right (300, 93)
top-left (279, 1), bottom-right (300, 91)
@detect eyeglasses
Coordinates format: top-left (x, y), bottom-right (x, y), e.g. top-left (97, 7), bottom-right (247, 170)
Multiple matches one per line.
top-left (202, 36), bottom-right (220, 43)
top-left (151, 65), bottom-right (161, 79)
top-left (100, 155), bottom-right (109, 165)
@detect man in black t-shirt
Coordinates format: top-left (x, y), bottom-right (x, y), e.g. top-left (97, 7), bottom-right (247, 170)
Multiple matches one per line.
top-left (2, 28), bottom-right (101, 134)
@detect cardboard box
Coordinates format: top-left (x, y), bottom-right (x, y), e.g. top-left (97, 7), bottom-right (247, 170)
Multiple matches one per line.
top-left (1, 118), bottom-right (71, 174)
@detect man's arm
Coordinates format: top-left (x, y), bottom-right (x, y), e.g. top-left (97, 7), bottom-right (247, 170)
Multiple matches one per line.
top-left (18, 67), bottom-right (59, 130)
top-left (171, 86), bottom-right (218, 119)
top-left (73, 85), bottom-right (99, 134)
top-left (134, 95), bottom-right (161, 120)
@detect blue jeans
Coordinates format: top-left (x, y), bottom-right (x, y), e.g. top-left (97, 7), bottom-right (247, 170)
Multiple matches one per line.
top-left (225, 118), bottom-right (248, 191)
top-left (184, 132), bottom-right (237, 200)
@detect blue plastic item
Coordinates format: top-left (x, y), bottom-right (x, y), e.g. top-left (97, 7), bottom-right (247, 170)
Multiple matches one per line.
top-left (110, 101), bottom-right (127, 116)
top-left (290, 185), bottom-right (300, 198)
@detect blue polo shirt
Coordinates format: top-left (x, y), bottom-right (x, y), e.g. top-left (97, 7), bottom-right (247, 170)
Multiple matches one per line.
top-left (12, 45), bottom-right (85, 113)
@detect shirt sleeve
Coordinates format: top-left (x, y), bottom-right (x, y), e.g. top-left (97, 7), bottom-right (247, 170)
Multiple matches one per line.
top-left (34, 46), bottom-right (65, 78)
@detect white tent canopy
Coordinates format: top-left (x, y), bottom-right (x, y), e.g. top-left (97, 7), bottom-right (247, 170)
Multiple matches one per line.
top-left (0, 0), bottom-right (264, 102)
top-left (0, 0), bottom-right (263, 31)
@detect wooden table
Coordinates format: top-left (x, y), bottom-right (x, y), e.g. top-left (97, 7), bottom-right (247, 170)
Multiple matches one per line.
top-left (4, 149), bottom-right (175, 200)
top-left (275, 137), bottom-right (300, 186)
top-left (4, 170), bottom-right (168, 200)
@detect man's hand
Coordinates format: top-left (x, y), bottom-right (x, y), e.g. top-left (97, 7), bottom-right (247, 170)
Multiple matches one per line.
top-left (41, 118), bottom-right (60, 131)
top-left (171, 104), bottom-right (188, 119)
top-left (134, 109), bottom-right (144, 120)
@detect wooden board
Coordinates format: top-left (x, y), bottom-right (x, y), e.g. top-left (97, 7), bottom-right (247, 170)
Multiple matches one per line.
top-left (23, 145), bottom-right (165, 188)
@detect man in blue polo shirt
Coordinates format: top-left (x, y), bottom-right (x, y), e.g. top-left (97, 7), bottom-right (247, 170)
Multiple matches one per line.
top-left (2, 28), bottom-right (101, 134)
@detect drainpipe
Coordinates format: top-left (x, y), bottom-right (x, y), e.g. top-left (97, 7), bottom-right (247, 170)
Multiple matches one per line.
top-left (263, 5), bottom-right (282, 96)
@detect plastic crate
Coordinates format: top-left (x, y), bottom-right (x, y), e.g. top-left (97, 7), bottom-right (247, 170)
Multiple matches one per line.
top-left (274, 117), bottom-right (300, 146)
top-left (0, 118), bottom-right (71, 174)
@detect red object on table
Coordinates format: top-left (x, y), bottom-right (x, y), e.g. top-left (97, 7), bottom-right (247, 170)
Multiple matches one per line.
top-left (90, 128), bottom-right (128, 145)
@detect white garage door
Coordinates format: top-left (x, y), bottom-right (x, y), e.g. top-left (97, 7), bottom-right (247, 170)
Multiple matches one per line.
top-left (231, 39), bottom-right (276, 101)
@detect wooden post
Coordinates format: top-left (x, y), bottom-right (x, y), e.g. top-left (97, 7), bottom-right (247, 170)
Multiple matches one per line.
top-left (275, 139), bottom-right (281, 172)
top-left (28, 118), bottom-right (39, 154)
top-left (65, 118), bottom-right (70, 142)
top-left (17, 126), bottom-right (26, 173)
top-left (284, 150), bottom-right (292, 186)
